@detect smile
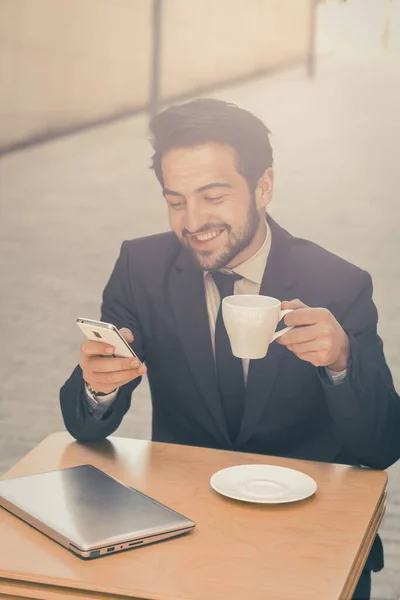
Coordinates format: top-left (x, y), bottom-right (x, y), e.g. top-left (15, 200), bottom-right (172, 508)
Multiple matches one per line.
top-left (192, 229), bottom-right (224, 242)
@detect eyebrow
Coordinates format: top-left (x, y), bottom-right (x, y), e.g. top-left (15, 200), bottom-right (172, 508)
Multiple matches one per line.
top-left (163, 182), bottom-right (232, 197)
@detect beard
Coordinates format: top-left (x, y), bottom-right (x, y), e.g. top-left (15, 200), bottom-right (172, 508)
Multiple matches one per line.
top-left (181, 196), bottom-right (261, 271)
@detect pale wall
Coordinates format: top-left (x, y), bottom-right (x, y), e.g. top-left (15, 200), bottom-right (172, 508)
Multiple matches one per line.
top-left (0, 0), bottom-right (153, 148)
top-left (161, 0), bottom-right (312, 98)
top-left (0, 0), bottom-right (312, 149)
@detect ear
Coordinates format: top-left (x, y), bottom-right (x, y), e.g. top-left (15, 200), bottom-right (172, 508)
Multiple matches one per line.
top-left (255, 168), bottom-right (274, 209)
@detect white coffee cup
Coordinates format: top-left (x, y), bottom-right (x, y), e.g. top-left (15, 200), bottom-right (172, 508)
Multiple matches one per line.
top-left (222, 295), bottom-right (294, 359)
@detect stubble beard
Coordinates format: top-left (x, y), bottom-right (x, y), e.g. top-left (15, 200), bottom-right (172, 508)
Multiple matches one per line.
top-left (182, 199), bottom-right (261, 271)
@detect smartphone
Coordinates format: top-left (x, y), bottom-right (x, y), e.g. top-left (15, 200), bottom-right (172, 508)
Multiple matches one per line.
top-left (76, 318), bottom-right (142, 361)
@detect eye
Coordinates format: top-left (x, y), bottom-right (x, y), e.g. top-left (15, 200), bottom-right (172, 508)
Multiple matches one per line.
top-left (168, 201), bottom-right (186, 209)
top-left (205, 195), bottom-right (224, 202)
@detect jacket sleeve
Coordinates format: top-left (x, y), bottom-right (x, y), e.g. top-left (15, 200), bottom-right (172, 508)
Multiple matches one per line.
top-left (60, 241), bottom-right (144, 442)
top-left (320, 269), bottom-right (400, 469)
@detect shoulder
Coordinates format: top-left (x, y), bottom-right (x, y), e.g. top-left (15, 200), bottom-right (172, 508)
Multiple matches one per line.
top-left (122, 230), bottom-right (180, 252)
top-left (292, 235), bottom-right (367, 281)
top-left (119, 231), bottom-right (182, 270)
top-left (271, 219), bottom-right (373, 305)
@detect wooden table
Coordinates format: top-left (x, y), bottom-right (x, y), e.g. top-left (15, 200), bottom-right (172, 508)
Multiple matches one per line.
top-left (0, 432), bottom-right (387, 600)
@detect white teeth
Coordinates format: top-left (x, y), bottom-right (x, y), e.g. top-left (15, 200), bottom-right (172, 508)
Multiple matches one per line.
top-left (195, 229), bottom-right (223, 242)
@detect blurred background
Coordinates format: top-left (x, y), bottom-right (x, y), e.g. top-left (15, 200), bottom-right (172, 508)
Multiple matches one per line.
top-left (0, 0), bottom-right (399, 597)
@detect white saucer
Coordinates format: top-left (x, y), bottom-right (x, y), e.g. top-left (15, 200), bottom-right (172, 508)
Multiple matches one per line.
top-left (210, 464), bottom-right (317, 504)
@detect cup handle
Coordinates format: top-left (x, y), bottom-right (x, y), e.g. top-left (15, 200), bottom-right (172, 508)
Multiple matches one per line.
top-left (272, 309), bottom-right (294, 342)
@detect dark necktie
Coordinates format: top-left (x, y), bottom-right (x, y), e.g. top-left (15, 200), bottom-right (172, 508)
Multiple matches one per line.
top-left (211, 271), bottom-right (245, 442)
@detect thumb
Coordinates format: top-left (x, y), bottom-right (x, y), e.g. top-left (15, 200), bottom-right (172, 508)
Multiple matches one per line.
top-left (281, 299), bottom-right (309, 311)
top-left (119, 328), bottom-right (134, 343)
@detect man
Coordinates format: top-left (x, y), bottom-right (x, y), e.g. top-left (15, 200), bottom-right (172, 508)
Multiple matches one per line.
top-left (60, 99), bottom-right (400, 599)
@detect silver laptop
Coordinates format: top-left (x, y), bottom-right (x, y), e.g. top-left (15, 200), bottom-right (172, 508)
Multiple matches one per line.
top-left (0, 464), bottom-right (196, 558)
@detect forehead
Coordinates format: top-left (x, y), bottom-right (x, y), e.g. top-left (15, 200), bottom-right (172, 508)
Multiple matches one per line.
top-left (161, 143), bottom-right (243, 191)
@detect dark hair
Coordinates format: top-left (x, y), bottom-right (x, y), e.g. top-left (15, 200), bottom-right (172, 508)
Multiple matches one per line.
top-left (149, 98), bottom-right (273, 191)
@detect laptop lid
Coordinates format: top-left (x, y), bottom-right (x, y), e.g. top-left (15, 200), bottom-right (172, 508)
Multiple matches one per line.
top-left (0, 464), bottom-right (195, 558)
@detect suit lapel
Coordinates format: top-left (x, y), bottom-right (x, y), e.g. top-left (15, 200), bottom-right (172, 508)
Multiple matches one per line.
top-left (168, 244), bottom-right (231, 446)
top-left (235, 217), bottom-right (298, 447)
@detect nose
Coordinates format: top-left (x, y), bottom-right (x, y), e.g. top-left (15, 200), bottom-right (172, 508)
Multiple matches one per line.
top-left (184, 201), bottom-right (207, 234)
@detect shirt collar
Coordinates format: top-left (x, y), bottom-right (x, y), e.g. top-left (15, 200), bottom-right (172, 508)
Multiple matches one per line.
top-left (204, 220), bottom-right (271, 285)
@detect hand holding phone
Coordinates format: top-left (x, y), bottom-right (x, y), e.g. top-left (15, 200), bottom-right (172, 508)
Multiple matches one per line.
top-left (77, 318), bottom-right (146, 395)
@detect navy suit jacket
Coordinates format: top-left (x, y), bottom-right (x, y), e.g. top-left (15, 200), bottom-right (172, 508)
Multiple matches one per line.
top-left (60, 216), bottom-right (400, 572)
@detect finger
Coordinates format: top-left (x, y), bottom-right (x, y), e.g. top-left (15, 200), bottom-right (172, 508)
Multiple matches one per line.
top-left (276, 324), bottom-right (320, 346)
top-left (92, 372), bottom-right (136, 388)
top-left (119, 328), bottom-right (134, 343)
top-left (294, 351), bottom-right (325, 367)
top-left (288, 338), bottom-right (331, 355)
top-left (284, 307), bottom-right (330, 328)
top-left (281, 299), bottom-right (309, 311)
top-left (81, 340), bottom-right (115, 357)
top-left (93, 366), bottom-right (147, 386)
top-left (89, 356), bottom-right (141, 373)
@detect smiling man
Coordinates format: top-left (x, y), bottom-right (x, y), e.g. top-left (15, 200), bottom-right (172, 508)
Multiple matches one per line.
top-left (60, 99), bottom-right (400, 599)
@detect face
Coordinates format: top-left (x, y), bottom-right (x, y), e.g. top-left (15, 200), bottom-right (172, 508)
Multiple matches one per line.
top-left (162, 143), bottom-right (273, 271)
